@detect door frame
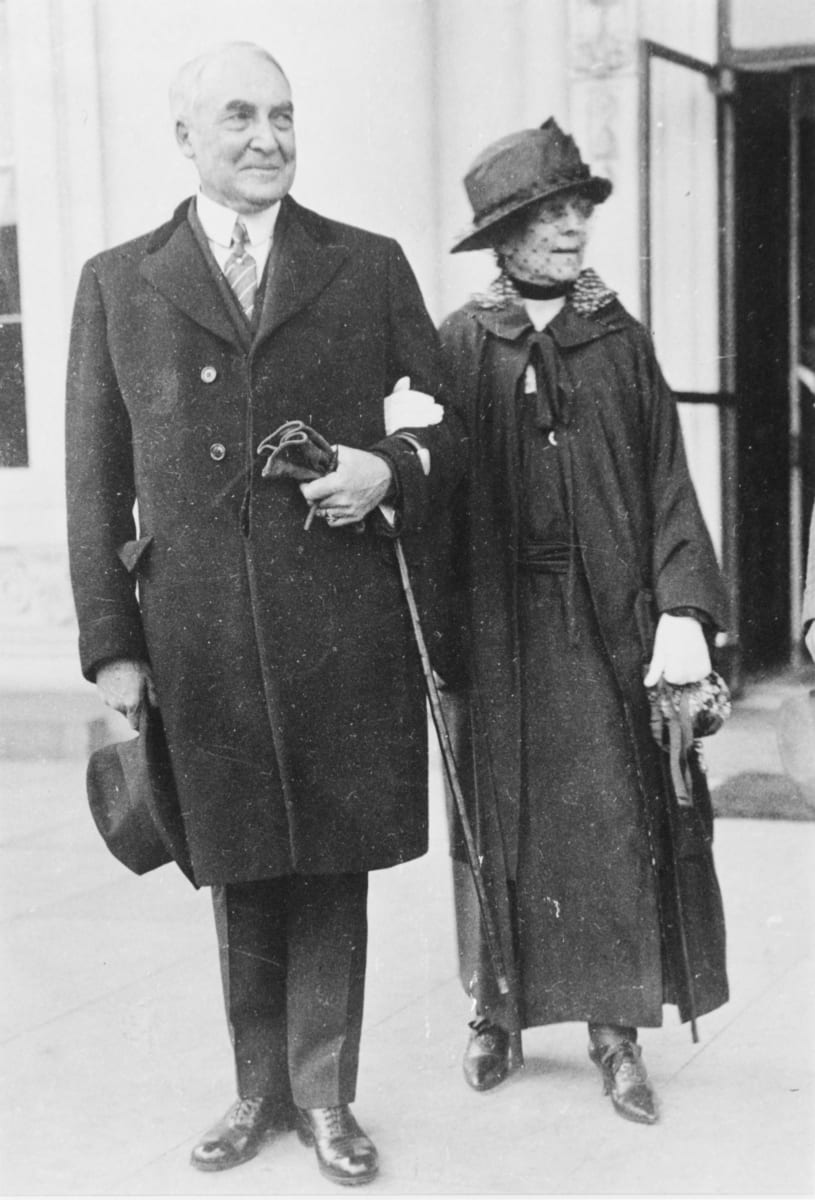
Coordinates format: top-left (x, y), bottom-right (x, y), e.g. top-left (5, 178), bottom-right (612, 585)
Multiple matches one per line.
top-left (719, 1), bottom-right (815, 667)
top-left (639, 26), bottom-right (815, 680)
top-left (638, 38), bottom-right (740, 680)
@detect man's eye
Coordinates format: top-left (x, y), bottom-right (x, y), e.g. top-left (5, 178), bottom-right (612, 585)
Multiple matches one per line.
top-left (273, 112), bottom-right (294, 129)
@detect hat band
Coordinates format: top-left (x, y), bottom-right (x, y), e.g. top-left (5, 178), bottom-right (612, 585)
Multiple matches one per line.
top-left (475, 165), bottom-right (591, 224)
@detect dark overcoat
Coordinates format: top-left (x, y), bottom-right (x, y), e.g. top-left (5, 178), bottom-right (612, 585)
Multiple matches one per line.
top-left (436, 289), bottom-right (730, 1025)
top-left (66, 196), bottom-right (462, 886)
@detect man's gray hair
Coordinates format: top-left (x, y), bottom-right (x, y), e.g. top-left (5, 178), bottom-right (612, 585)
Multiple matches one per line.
top-left (169, 42), bottom-right (288, 122)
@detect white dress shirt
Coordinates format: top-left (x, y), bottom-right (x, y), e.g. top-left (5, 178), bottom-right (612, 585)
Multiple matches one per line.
top-left (523, 295), bottom-right (566, 395)
top-left (524, 295), bottom-right (566, 332)
top-left (195, 192), bottom-right (280, 282)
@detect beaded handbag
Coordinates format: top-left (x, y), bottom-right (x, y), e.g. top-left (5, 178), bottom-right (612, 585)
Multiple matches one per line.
top-left (647, 672), bottom-right (732, 806)
top-left (648, 671), bottom-right (732, 739)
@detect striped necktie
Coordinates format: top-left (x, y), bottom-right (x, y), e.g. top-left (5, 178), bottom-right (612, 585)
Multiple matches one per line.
top-left (223, 220), bottom-right (258, 320)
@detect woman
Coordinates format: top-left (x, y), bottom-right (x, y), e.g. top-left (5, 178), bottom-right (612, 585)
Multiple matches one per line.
top-left (804, 508), bottom-right (815, 661)
top-left (438, 119), bottom-right (729, 1125)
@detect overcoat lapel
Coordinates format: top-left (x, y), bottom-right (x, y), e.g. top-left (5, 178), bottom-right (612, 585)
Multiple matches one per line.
top-left (139, 216), bottom-right (244, 350)
top-left (139, 198), bottom-right (351, 355)
top-left (252, 199), bottom-right (350, 352)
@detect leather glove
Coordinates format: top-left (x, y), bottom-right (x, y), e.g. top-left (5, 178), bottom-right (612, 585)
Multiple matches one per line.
top-left (259, 421), bottom-right (391, 531)
top-left (257, 420), bottom-right (338, 482)
top-left (258, 421), bottom-right (341, 530)
top-left (643, 613), bottom-right (711, 688)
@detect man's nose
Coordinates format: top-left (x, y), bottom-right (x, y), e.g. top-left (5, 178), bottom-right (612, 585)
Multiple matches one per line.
top-left (249, 118), bottom-right (284, 153)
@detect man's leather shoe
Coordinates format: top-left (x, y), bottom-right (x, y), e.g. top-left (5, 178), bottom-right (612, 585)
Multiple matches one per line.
top-left (190, 1095), bottom-right (296, 1172)
top-left (588, 1038), bottom-right (659, 1125)
top-left (462, 1017), bottom-right (511, 1091)
top-left (296, 1105), bottom-right (378, 1186)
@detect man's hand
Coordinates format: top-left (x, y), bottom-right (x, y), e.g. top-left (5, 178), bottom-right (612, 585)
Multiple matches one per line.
top-left (96, 658), bottom-right (158, 730)
top-left (299, 445), bottom-right (393, 527)
top-left (643, 613), bottom-right (711, 688)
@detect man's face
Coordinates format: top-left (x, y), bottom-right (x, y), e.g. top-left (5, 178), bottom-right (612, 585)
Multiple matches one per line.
top-left (176, 50), bottom-right (296, 214)
top-left (495, 188), bottom-right (594, 286)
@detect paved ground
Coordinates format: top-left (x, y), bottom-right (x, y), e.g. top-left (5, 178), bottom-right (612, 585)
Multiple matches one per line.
top-left (2, 671), bottom-right (814, 1196)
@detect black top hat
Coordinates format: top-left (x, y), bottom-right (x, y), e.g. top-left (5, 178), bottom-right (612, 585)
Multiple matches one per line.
top-left (452, 117), bottom-right (612, 254)
top-left (87, 705), bottom-right (195, 884)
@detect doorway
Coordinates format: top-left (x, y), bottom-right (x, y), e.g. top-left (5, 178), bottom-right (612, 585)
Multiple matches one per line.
top-left (734, 67), bottom-right (815, 673)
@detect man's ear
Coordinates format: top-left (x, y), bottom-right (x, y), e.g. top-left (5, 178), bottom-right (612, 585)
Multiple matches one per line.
top-left (175, 120), bottom-right (195, 160)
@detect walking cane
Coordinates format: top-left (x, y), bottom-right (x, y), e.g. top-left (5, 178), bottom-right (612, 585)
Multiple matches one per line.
top-left (391, 537), bottom-right (513, 1000)
top-left (257, 418), bottom-right (522, 1059)
top-left (393, 535), bottom-right (524, 1067)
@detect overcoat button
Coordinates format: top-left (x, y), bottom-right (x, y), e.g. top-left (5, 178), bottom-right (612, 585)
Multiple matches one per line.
top-left (201, 366), bottom-right (218, 383)
top-left (209, 442), bottom-right (226, 462)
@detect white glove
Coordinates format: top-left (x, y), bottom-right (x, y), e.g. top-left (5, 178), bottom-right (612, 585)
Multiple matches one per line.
top-left (379, 377), bottom-right (440, 527)
top-left (383, 376), bottom-right (443, 435)
top-left (643, 613), bottom-right (711, 688)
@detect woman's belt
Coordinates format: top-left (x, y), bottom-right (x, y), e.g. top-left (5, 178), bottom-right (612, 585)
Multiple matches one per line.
top-left (517, 541), bottom-right (576, 574)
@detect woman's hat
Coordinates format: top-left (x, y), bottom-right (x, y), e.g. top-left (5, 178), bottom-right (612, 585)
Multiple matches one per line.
top-left (452, 117), bottom-right (612, 254)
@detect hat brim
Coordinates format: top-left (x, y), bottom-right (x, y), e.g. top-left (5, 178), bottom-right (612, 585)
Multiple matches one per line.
top-left (451, 175), bottom-right (612, 254)
top-left (86, 706), bottom-right (196, 883)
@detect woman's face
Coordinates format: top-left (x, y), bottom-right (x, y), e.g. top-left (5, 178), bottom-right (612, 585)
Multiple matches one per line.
top-left (495, 188), bottom-right (594, 286)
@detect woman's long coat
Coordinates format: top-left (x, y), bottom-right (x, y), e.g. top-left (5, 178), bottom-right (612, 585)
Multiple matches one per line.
top-left (66, 196), bottom-right (462, 886)
top-left (437, 288), bottom-right (730, 1026)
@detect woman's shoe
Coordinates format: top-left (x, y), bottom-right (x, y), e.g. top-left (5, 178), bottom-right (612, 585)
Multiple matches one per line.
top-left (588, 1037), bottom-right (659, 1125)
top-left (462, 1018), bottom-right (511, 1091)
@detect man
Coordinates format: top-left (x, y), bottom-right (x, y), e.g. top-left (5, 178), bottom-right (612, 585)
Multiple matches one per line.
top-left (66, 42), bottom-right (460, 1185)
top-left (436, 119), bottom-right (729, 1125)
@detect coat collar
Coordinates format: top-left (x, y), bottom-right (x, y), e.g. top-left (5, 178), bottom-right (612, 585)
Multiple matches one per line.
top-left (139, 196), bottom-right (350, 352)
top-left (140, 201), bottom-right (241, 348)
top-left (471, 281), bottom-right (632, 350)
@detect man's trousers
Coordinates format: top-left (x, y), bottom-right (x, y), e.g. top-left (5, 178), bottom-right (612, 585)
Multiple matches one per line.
top-left (211, 872), bottom-right (368, 1110)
